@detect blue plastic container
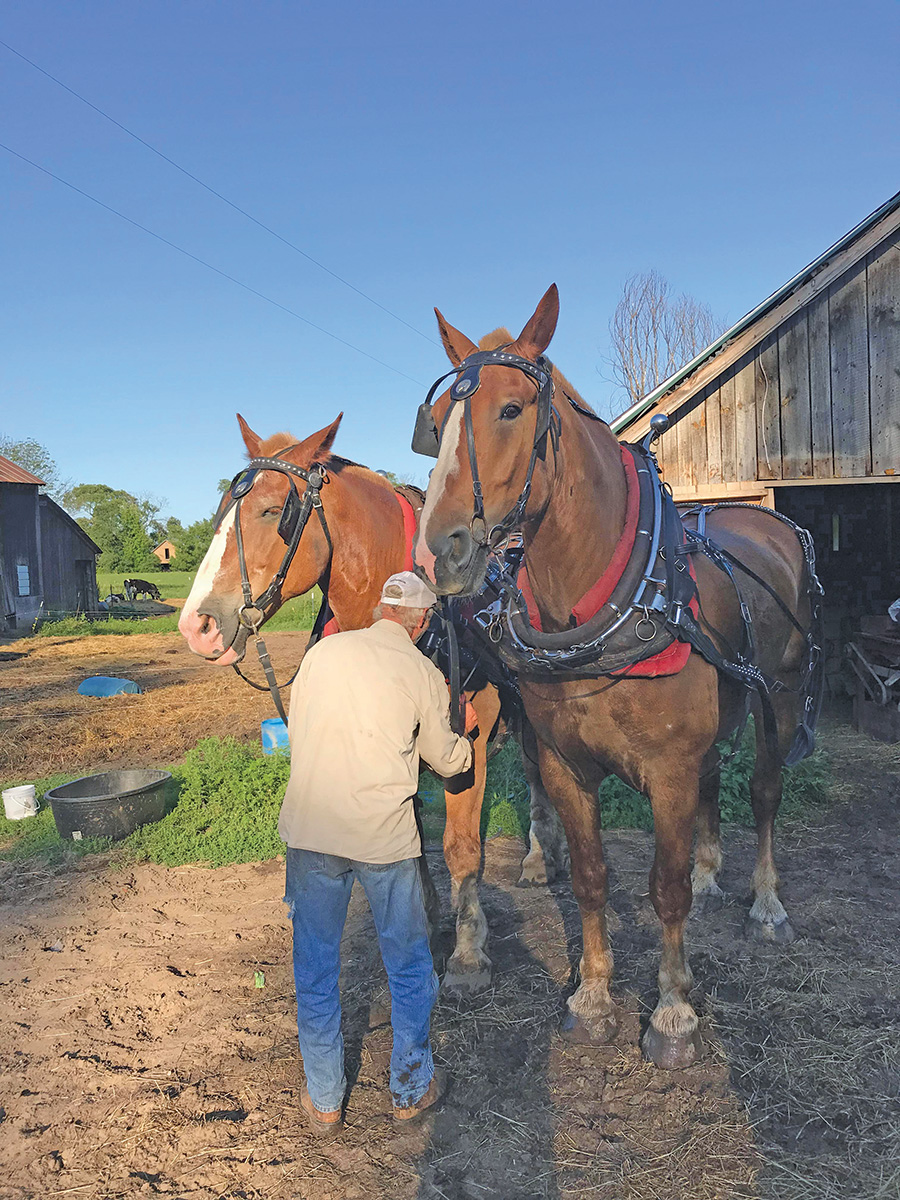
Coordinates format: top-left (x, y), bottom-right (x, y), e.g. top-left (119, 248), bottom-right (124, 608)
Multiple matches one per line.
top-left (77, 676), bottom-right (143, 697)
top-left (261, 717), bottom-right (291, 755)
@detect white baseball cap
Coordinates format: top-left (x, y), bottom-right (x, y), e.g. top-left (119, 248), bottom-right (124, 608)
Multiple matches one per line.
top-left (379, 571), bottom-right (437, 609)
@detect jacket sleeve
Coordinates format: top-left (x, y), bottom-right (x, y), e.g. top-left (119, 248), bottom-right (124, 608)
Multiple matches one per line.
top-left (416, 665), bottom-right (473, 778)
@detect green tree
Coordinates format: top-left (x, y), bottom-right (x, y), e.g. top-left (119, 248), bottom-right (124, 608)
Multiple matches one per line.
top-left (64, 484), bottom-right (160, 573)
top-left (0, 435), bottom-right (71, 500)
top-left (119, 504), bottom-right (156, 571)
top-left (171, 517), bottom-right (215, 571)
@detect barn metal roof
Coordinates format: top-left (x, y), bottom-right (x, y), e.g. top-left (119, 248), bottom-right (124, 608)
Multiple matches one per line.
top-left (611, 187), bottom-right (900, 436)
top-left (0, 454), bottom-right (45, 485)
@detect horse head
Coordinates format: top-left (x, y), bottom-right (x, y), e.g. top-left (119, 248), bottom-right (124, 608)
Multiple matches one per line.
top-left (414, 284), bottom-right (560, 596)
top-left (179, 412), bottom-right (342, 664)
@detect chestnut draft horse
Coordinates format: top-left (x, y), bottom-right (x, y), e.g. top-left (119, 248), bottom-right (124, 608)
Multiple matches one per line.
top-left (178, 414), bottom-right (567, 994)
top-left (414, 286), bottom-right (823, 1068)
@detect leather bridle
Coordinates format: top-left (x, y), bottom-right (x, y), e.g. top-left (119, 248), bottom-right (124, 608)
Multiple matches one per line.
top-left (212, 449), bottom-right (333, 722)
top-left (412, 347), bottom-right (560, 547)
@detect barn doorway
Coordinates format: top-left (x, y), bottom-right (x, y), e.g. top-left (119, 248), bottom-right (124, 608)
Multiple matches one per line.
top-left (775, 483), bottom-right (900, 702)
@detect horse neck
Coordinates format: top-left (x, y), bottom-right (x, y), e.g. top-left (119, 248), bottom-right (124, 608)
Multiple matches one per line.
top-left (523, 411), bottom-right (628, 631)
top-left (321, 467), bottom-right (410, 630)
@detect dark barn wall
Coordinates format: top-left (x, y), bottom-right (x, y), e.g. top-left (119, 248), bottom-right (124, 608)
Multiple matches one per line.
top-left (39, 499), bottom-right (99, 613)
top-left (0, 482), bottom-right (41, 623)
top-left (775, 484), bottom-right (900, 694)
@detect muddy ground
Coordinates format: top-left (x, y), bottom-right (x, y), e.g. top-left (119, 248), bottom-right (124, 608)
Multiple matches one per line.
top-left (0, 633), bottom-right (898, 1199)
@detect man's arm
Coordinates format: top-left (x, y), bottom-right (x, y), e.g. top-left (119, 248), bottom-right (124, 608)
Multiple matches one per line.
top-left (417, 669), bottom-right (473, 778)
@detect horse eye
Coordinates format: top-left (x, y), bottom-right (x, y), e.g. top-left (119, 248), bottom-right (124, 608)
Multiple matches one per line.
top-left (263, 507), bottom-right (281, 517)
top-left (500, 404), bottom-right (522, 420)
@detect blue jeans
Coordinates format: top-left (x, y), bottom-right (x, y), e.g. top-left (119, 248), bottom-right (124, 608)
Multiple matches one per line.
top-left (284, 847), bottom-right (439, 1112)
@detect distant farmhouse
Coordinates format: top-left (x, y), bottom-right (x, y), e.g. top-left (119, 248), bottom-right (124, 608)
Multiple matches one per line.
top-left (152, 539), bottom-right (178, 569)
top-left (612, 190), bottom-right (900, 677)
top-left (0, 455), bottom-right (100, 632)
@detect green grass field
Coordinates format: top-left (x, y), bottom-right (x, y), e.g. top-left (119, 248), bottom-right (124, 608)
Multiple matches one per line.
top-left (0, 726), bottom-right (831, 868)
top-left (98, 570), bottom-right (196, 599)
top-left (36, 573), bottom-right (322, 637)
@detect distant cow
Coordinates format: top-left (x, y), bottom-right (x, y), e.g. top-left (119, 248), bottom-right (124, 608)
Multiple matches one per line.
top-left (124, 578), bottom-right (162, 601)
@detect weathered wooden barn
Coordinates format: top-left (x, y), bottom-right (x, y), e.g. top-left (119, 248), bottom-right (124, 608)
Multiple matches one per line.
top-left (0, 456), bottom-right (101, 631)
top-left (611, 191), bottom-right (900, 680)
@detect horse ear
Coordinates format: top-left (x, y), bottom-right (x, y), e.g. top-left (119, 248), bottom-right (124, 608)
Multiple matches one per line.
top-left (237, 414), bottom-right (262, 457)
top-left (292, 413), bottom-right (344, 464)
top-left (513, 284), bottom-right (559, 358)
top-left (434, 307), bottom-right (478, 366)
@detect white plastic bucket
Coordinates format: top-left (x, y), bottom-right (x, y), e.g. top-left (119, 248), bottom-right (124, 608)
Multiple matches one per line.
top-left (2, 784), bottom-right (39, 820)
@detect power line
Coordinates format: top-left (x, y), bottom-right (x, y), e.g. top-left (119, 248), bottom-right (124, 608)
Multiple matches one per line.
top-left (1, 141), bottom-right (428, 388)
top-left (0, 37), bottom-right (440, 347)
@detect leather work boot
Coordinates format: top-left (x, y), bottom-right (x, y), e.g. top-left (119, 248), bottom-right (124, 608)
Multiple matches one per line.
top-left (300, 1085), bottom-right (344, 1138)
top-left (392, 1068), bottom-right (449, 1123)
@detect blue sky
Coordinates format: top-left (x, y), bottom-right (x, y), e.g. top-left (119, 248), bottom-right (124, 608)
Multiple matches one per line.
top-left (2, 0), bottom-right (899, 523)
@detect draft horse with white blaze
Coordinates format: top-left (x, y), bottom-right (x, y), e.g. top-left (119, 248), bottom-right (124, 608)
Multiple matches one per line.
top-left (413, 285), bottom-right (823, 1068)
top-left (178, 414), bottom-right (567, 995)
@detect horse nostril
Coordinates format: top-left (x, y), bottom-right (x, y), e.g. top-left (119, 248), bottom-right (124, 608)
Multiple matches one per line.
top-left (447, 529), bottom-right (473, 569)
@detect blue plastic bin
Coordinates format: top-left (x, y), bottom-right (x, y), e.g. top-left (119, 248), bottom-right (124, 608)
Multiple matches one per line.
top-left (77, 676), bottom-right (143, 697)
top-left (261, 717), bottom-right (291, 755)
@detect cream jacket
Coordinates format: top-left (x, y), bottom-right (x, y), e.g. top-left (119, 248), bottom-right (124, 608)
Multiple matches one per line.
top-left (278, 620), bottom-right (472, 862)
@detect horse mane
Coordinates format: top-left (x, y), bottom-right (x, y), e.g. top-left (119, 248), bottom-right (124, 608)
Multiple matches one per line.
top-left (254, 431), bottom-right (367, 475)
top-left (478, 328), bottom-right (598, 416)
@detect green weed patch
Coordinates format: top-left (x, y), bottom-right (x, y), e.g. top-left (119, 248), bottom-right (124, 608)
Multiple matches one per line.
top-left (1, 725), bottom-right (831, 870)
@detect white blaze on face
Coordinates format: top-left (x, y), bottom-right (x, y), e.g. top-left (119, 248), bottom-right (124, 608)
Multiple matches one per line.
top-left (179, 506), bottom-right (236, 630)
top-left (415, 402), bottom-right (464, 583)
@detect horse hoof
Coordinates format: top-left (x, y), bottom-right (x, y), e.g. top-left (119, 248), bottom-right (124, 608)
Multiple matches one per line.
top-left (745, 916), bottom-right (795, 944)
top-left (691, 886), bottom-right (725, 918)
top-left (560, 1008), bottom-right (618, 1045)
top-left (517, 858), bottom-right (550, 887)
top-left (642, 1024), bottom-right (702, 1069)
top-left (442, 964), bottom-right (492, 997)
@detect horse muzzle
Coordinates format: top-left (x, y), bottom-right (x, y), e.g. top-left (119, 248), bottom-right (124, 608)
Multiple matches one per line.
top-left (179, 598), bottom-right (245, 664)
top-left (427, 526), bottom-right (488, 596)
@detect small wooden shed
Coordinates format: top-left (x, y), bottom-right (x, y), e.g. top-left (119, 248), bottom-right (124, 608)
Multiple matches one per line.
top-left (611, 191), bottom-right (900, 683)
top-left (152, 539), bottom-right (178, 568)
top-left (0, 455), bottom-right (101, 630)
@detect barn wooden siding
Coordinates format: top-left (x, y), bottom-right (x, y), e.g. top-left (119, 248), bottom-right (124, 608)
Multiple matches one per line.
top-left (0, 482), bottom-right (42, 623)
top-left (655, 228), bottom-right (900, 494)
top-left (39, 497), bottom-right (100, 614)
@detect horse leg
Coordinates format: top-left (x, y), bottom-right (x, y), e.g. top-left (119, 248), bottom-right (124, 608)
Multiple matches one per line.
top-left (441, 684), bottom-right (501, 996)
top-left (518, 719), bottom-right (569, 887)
top-left (745, 695), bottom-right (796, 943)
top-left (643, 771), bottom-right (702, 1069)
top-left (538, 745), bottom-right (618, 1044)
top-left (691, 748), bottom-right (724, 916)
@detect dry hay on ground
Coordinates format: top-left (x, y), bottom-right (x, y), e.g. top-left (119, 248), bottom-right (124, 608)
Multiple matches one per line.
top-left (0, 724), bottom-right (897, 1199)
top-left (0, 631), bottom-right (308, 781)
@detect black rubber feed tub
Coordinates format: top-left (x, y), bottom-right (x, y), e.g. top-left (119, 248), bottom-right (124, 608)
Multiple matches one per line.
top-left (46, 769), bottom-right (173, 841)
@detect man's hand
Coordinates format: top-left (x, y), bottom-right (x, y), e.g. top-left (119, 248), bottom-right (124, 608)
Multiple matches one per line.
top-left (462, 696), bottom-right (479, 735)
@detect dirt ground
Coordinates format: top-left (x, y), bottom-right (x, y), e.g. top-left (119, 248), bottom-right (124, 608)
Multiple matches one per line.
top-left (1, 635), bottom-right (898, 1199)
top-left (0, 630), bottom-right (308, 781)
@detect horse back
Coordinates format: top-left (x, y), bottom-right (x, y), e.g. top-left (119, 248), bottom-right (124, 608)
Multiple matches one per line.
top-left (681, 505), bottom-right (811, 678)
